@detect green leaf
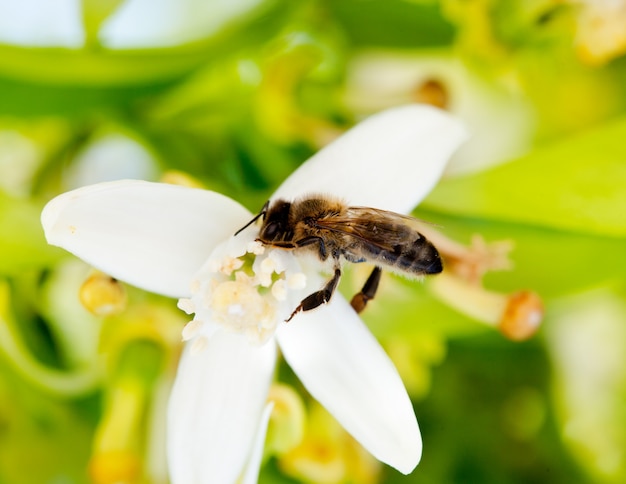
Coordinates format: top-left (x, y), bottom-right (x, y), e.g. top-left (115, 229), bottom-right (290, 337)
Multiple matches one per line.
top-left (417, 210), bottom-right (626, 300)
top-left (327, 0), bottom-right (455, 48)
top-left (0, 44), bottom-right (216, 87)
top-left (424, 116), bottom-right (626, 237)
top-left (339, 266), bottom-right (488, 339)
top-left (0, 192), bottom-right (63, 275)
top-left (0, 368), bottom-right (94, 483)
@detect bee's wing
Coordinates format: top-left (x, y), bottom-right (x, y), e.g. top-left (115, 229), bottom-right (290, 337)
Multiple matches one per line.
top-left (313, 207), bottom-right (423, 250)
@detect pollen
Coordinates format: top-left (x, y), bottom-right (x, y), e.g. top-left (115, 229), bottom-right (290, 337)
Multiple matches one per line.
top-left (189, 278), bottom-right (201, 293)
top-left (261, 257), bottom-right (276, 272)
top-left (190, 336), bottom-right (209, 354)
top-left (248, 240), bottom-right (266, 255)
top-left (181, 319), bottom-right (203, 341)
top-left (219, 256), bottom-right (244, 275)
top-left (207, 279), bottom-right (277, 344)
top-left (79, 272), bottom-right (127, 316)
top-left (272, 279), bottom-right (287, 301)
top-left (499, 291), bottom-right (544, 341)
top-left (177, 298), bottom-right (195, 315)
top-left (180, 231), bottom-right (308, 346)
top-left (287, 272), bottom-right (307, 290)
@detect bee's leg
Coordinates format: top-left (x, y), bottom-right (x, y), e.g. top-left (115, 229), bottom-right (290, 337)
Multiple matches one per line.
top-left (296, 236), bottom-right (327, 259)
top-left (286, 266), bottom-right (341, 322)
top-left (266, 241), bottom-right (296, 249)
top-left (350, 267), bottom-right (382, 314)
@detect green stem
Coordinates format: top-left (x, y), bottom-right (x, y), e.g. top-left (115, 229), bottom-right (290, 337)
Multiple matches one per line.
top-left (0, 314), bottom-right (100, 396)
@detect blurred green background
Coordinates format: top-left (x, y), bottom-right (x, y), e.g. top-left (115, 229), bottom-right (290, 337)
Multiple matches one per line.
top-left (1, 0), bottom-right (625, 483)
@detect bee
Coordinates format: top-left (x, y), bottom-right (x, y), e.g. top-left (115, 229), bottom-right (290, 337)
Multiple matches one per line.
top-left (235, 195), bottom-right (442, 321)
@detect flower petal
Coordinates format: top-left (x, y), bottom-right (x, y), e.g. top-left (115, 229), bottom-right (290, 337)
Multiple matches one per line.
top-left (41, 180), bottom-right (251, 297)
top-left (273, 104), bottom-right (468, 214)
top-left (240, 402), bottom-right (274, 484)
top-left (276, 296), bottom-right (422, 474)
top-left (167, 330), bottom-right (277, 484)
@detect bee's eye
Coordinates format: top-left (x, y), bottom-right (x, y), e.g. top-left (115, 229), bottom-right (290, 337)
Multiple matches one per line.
top-left (263, 221), bottom-right (280, 240)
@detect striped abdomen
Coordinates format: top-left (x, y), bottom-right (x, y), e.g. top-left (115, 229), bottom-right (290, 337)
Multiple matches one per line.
top-left (357, 232), bottom-right (442, 276)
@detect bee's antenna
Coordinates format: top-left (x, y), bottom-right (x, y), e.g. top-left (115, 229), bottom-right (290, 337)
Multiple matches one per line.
top-left (234, 200), bottom-right (269, 236)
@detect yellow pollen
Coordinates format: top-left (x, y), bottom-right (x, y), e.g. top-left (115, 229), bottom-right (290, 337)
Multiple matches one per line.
top-left (189, 278), bottom-right (201, 293)
top-left (287, 272), bottom-right (307, 290)
top-left (261, 257), bottom-right (277, 274)
top-left (177, 298), bottom-right (195, 314)
top-left (272, 279), bottom-right (288, 301)
top-left (182, 320), bottom-right (203, 341)
top-left (210, 280), bottom-right (275, 331)
top-left (235, 271), bottom-right (252, 283)
top-left (499, 291), bottom-right (544, 341)
top-left (186, 238), bottom-right (304, 344)
top-left (191, 336), bottom-right (208, 354)
top-left (79, 272), bottom-right (127, 316)
top-left (248, 240), bottom-right (266, 255)
top-left (257, 271), bottom-right (273, 288)
top-left (219, 256), bottom-right (244, 275)
top-left (428, 273), bottom-right (544, 340)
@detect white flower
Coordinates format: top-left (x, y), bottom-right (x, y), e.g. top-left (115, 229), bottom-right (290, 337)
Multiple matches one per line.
top-left (41, 105), bottom-right (467, 483)
top-left (0, 0), bottom-right (267, 48)
top-left (343, 51), bottom-right (535, 176)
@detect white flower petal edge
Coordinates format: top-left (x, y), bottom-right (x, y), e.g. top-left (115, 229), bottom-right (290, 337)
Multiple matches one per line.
top-left (41, 180), bottom-right (251, 298)
top-left (274, 104), bottom-right (468, 214)
top-left (167, 329), bottom-right (277, 483)
top-left (240, 402), bottom-right (274, 484)
top-left (276, 295), bottom-right (422, 474)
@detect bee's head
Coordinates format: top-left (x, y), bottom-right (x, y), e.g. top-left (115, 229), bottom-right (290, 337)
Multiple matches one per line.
top-left (258, 200), bottom-right (291, 242)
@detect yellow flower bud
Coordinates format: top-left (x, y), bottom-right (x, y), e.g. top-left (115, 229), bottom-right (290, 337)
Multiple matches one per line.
top-left (79, 272), bottom-right (127, 316)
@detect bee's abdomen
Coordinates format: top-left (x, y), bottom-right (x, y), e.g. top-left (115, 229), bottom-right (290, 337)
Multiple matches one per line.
top-left (370, 236), bottom-right (442, 275)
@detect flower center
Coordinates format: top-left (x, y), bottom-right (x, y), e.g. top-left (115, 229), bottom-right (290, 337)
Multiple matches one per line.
top-left (177, 231), bottom-right (307, 347)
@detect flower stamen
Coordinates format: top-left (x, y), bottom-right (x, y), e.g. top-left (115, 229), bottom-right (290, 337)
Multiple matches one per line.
top-left (190, 336), bottom-right (208, 354)
top-left (177, 298), bottom-right (195, 315)
top-left (417, 226), bottom-right (513, 285)
top-left (178, 231), bottom-right (308, 345)
top-left (429, 272), bottom-right (543, 341)
top-left (79, 272), bottom-right (127, 316)
top-left (181, 320), bottom-right (203, 341)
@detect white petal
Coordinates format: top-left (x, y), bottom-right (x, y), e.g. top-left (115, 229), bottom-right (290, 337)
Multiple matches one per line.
top-left (167, 330), bottom-right (277, 484)
top-left (240, 402), bottom-right (274, 484)
top-left (41, 180), bottom-right (251, 298)
top-left (273, 104), bottom-right (468, 214)
top-left (343, 52), bottom-right (534, 177)
top-left (276, 296), bottom-right (422, 474)
top-left (101, 0), bottom-right (266, 49)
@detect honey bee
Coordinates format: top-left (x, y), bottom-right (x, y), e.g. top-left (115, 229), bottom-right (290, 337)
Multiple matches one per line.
top-left (235, 196), bottom-right (442, 321)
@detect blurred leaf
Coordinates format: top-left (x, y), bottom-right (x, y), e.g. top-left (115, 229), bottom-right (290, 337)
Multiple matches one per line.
top-left (0, 369), bottom-right (94, 483)
top-left (38, 261), bottom-right (102, 368)
top-left (418, 210), bottom-right (626, 300)
top-left (82, 0), bottom-right (126, 47)
top-left (0, 0), bottom-right (286, 87)
top-left (519, 56), bottom-right (626, 138)
top-left (340, 266), bottom-right (488, 339)
top-left (0, 192), bottom-right (63, 275)
top-left (485, 224), bottom-right (626, 299)
top-left (0, 280), bottom-right (101, 396)
top-left (0, 44), bottom-right (212, 87)
top-left (404, 334), bottom-right (588, 484)
top-left (545, 289), bottom-right (626, 483)
top-left (490, 0), bottom-right (575, 49)
top-left (425, 116), bottom-right (626, 237)
top-left (0, 75), bottom-right (176, 118)
top-left (327, 0), bottom-right (455, 48)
